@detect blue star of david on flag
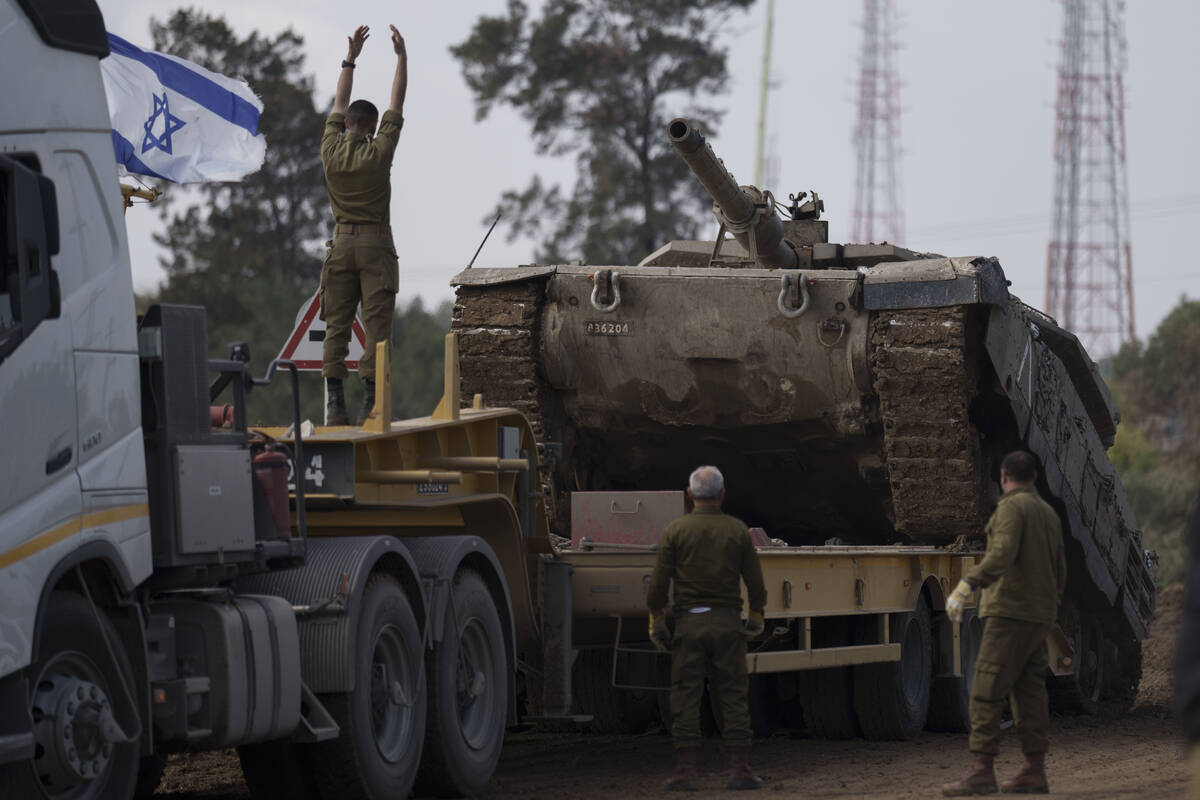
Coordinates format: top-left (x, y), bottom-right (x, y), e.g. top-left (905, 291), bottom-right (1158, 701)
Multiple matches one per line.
top-left (141, 93), bottom-right (186, 156)
top-left (103, 33), bottom-right (265, 183)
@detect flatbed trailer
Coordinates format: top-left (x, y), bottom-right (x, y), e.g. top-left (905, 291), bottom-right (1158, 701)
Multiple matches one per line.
top-left (560, 534), bottom-right (1073, 739)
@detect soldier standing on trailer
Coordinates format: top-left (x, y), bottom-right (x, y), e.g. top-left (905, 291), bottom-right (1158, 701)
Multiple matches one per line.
top-left (647, 465), bottom-right (768, 791)
top-left (319, 23), bottom-right (407, 425)
top-left (943, 450), bottom-right (1067, 796)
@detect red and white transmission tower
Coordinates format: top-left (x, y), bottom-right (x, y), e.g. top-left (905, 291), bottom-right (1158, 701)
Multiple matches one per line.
top-left (1046, 0), bottom-right (1134, 357)
top-left (851, 0), bottom-right (904, 244)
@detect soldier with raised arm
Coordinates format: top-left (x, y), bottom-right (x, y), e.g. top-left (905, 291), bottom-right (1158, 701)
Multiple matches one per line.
top-left (319, 24), bottom-right (407, 425)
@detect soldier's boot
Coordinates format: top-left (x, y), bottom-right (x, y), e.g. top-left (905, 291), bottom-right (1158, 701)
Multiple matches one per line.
top-left (1000, 753), bottom-right (1048, 794)
top-left (356, 379), bottom-right (376, 425)
top-left (942, 753), bottom-right (998, 796)
top-left (325, 378), bottom-right (349, 426)
top-left (726, 745), bottom-right (763, 791)
top-left (663, 746), bottom-right (699, 792)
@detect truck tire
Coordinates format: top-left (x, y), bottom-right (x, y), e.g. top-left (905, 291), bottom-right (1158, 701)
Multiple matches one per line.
top-left (1103, 633), bottom-right (1141, 714)
top-left (853, 598), bottom-right (933, 740)
top-left (237, 740), bottom-right (318, 800)
top-left (418, 569), bottom-right (507, 797)
top-left (572, 648), bottom-right (658, 734)
top-left (795, 668), bottom-right (858, 739)
top-left (1049, 602), bottom-right (1103, 715)
top-left (0, 591), bottom-right (140, 800)
top-left (133, 755), bottom-right (166, 799)
top-left (926, 611), bottom-right (982, 732)
top-left (308, 575), bottom-right (426, 800)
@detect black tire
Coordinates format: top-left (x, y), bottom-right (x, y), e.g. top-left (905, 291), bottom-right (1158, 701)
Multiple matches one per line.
top-left (308, 575), bottom-right (426, 800)
top-left (853, 598), bottom-right (933, 741)
top-left (133, 755), bottom-right (166, 799)
top-left (795, 668), bottom-right (858, 739)
top-left (418, 569), bottom-right (508, 797)
top-left (1049, 602), bottom-right (1103, 715)
top-left (0, 591), bottom-right (140, 800)
top-left (927, 610), bottom-right (982, 732)
top-left (748, 675), bottom-right (778, 738)
top-left (572, 648), bottom-right (658, 734)
top-left (237, 740), bottom-right (318, 800)
top-left (1102, 631), bottom-right (1142, 715)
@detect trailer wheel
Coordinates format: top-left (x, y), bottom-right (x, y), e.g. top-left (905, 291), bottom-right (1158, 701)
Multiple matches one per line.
top-left (237, 740), bottom-right (318, 800)
top-left (418, 569), bottom-right (507, 797)
top-left (1102, 633), bottom-right (1141, 714)
top-left (926, 610), bottom-right (982, 732)
top-left (573, 648), bottom-right (658, 734)
top-left (1049, 602), bottom-right (1103, 714)
top-left (309, 575), bottom-right (426, 800)
top-left (853, 598), bottom-right (933, 740)
top-left (0, 591), bottom-right (139, 800)
top-left (795, 668), bottom-right (858, 739)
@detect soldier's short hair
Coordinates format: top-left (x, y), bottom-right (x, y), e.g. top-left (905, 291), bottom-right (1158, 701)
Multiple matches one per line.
top-left (1001, 450), bottom-right (1038, 483)
top-left (689, 465), bottom-right (724, 500)
top-left (346, 99), bottom-right (378, 131)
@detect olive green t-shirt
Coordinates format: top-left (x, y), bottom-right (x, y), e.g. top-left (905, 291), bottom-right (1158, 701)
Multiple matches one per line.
top-left (966, 486), bottom-right (1067, 624)
top-left (321, 109), bottom-right (404, 225)
top-left (646, 506), bottom-right (768, 615)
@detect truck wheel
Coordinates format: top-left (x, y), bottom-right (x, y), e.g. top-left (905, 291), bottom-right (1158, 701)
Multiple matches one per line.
top-left (0, 591), bottom-right (139, 800)
top-left (1102, 633), bottom-right (1141, 714)
top-left (795, 667), bottom-right (858, 739)
top-left (133, 755), bottom-right (166, 799)
top-left (418, 569), bottom-right (507, 797)
top-left (1049, 603), bottom-right (1103, 714)
top-left (309, 575), bottom-right (426, 800)
top-left (926, 610), bottom-right (982, 732)
top-left (573, 648), bottom-right (658, 734)
top-left (748, 675), bottom-right (778, 737)
top-left (237, 740), bottom-right (318, 800)
top-left (853, 598), bottom-right (933, 740)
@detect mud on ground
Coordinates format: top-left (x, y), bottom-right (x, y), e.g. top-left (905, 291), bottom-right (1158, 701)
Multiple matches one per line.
top-left (156, 586), bottom-right (1190, 799)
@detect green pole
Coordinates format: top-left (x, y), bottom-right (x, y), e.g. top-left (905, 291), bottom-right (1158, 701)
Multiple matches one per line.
top-left (754, 0), bottom-right (775, 186)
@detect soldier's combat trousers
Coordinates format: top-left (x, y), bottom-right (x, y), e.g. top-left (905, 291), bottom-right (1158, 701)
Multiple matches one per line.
top-left (670, 607), bottom-right (752, 748)
top-left (320, 229), bottom-right (398, 382)
top-left (968, 616), bottom-right (1053, 756)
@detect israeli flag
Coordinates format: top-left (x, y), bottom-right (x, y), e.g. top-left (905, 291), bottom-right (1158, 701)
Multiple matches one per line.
top-left (100, 33), bottom-right (266, 183)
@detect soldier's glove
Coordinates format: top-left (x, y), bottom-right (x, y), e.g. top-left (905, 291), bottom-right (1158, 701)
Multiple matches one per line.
top-left (946, 579), bottom-right (975, 624)
top-left (742, 609), bottom-right (765, 640)
top-left (649, 611), bottom-right (671, 652)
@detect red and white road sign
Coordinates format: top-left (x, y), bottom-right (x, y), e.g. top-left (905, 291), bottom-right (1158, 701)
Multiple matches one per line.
top-left (277, 289), bottom-right (366, 371)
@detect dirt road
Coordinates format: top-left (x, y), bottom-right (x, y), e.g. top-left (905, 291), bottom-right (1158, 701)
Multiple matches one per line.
top-left (155, 587), bottom-right (1190, 799)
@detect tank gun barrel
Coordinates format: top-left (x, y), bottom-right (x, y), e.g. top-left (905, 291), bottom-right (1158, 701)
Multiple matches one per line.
top-left (667, 118), bottom-right (798, 269)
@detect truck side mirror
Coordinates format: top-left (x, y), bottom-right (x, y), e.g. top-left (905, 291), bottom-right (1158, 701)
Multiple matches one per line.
top-left (0, 155), bottom-right (62, 365)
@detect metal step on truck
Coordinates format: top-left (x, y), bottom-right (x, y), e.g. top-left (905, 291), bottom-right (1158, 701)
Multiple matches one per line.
top-left (0, 2), bottom-right (1086, 799)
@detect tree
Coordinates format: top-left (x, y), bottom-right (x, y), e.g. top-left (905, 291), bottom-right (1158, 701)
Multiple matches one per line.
top-left (452, 0), bottom-right (754, 265)
top-left (1108, 298), bottom-right (1200, 583)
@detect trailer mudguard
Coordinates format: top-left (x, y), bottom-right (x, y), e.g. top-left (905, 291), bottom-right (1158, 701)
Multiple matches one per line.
top-left (234, 536), bottom-right (425, 693)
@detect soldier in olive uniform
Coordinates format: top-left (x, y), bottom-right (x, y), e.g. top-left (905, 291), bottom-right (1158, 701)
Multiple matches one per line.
top-left (647, 466), bottom-right (768, 792)
top-left (943, 450), bottom-right (1067, 796)
top-left (319, 24), bottom-right (407, 425)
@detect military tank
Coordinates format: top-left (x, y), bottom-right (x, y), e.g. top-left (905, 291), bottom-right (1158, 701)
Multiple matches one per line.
top-left (451, 118), bottom-right (1155, 710)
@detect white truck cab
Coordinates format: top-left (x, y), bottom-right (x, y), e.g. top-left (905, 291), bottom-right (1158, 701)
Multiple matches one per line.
top-left (0, 0), bottom-right (151, 692)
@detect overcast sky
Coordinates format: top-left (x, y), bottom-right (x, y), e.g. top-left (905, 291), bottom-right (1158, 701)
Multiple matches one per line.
top-left (97, 0), bottom-right (1200, 348)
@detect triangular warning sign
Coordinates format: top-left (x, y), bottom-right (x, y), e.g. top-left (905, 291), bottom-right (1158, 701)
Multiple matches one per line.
top-left (277, 289), bottom-right (367, 371)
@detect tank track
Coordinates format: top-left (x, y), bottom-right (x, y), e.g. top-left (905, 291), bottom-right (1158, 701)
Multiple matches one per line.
top-left (869, 306), bottom-right (992, 544)
top-left (452, 280), bottom-right (568, 532)
top-left (452, 281), bottom-right (550, 439)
